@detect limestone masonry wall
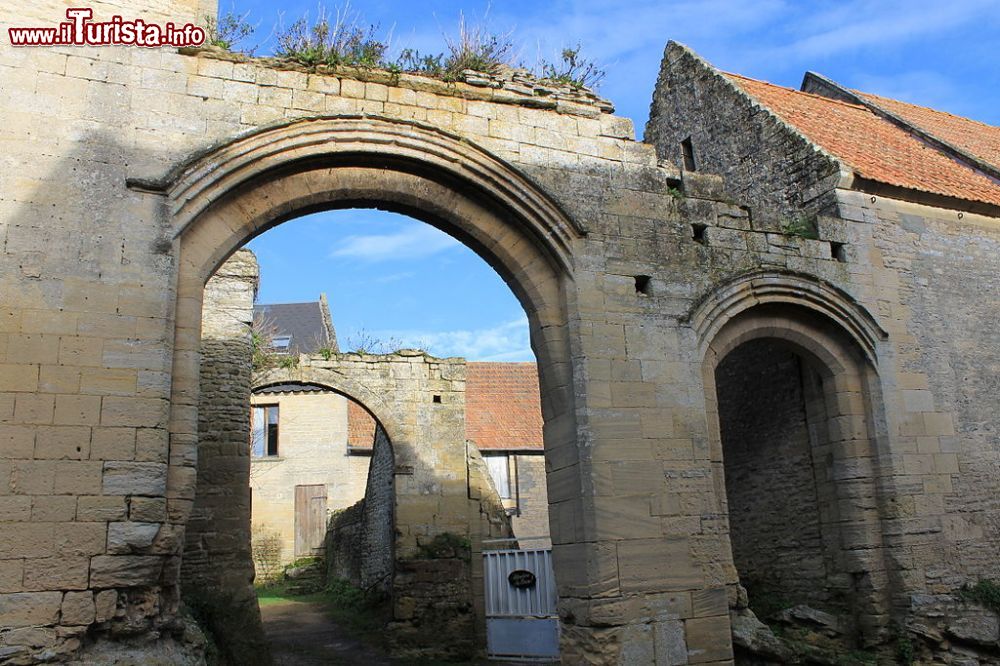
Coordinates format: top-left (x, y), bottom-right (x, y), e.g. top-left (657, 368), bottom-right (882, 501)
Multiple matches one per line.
top-left (717, 340), bottom-right (831, 611)
top-left (185, 249), bottom-right (269, 665)
top-left (1, 2), bottom-right (999, 663)
top-left (326, 421), bottom-right (394, 597)
top-left (646, 42), bottom-right (845, 225)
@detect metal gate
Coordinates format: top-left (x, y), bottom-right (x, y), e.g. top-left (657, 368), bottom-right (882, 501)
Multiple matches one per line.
top-left (483, 545), bottom-right (560, 661)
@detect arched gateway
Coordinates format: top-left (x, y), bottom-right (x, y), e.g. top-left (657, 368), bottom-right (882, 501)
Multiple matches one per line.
top-left (4, 10), bottom-right (998, 664)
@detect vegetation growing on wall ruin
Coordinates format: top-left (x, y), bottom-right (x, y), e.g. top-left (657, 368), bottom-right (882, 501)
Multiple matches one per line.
top-left (205, 6), bottom-right (605, 90)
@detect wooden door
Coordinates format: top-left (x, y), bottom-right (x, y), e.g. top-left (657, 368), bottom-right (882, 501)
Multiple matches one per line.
top-left (294, 484), bottom-right (328, 558)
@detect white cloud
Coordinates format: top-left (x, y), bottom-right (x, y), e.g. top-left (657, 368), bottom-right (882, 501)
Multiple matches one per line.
top-left (772, 0), bottom-right (996, 59)
top-left (330, 225), bottom-right (460, 262)
top-left (365, 316), bottom-right (534, 362)
top-left (373, 271), bottom-right (415, 284)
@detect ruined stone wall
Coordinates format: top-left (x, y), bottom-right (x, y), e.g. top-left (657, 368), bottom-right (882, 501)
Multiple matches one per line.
top-left (326, 422), bottom-right (394, 596)
top-left (3, 3), bottom-right (999, 662)
top-left (360, 424), bottom-right (394, 594)
top-left (716, 340), bottom-right (830, 610)
top-left (184, 249), bottom-right (269, 665)
top-left (646, 42), bottom-right (844, 225)
top-left (256, 354), bottom-right (500, 660)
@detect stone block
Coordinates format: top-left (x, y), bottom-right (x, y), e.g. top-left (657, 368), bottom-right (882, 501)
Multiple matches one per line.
top-left (94, 589), bottom-right (118, 622)
top-left (22, 557), bottom-right (90, 591)
top-left (31, 495), bottom-right (78, 521)
top-left (0, 424), bottom-right (35, 458)
top-left (102, 461), bottom-right (168, 496)
top-left (0, 495), bottom-right (33, 521)
top-left (0, 560), bottom-right (24, 593)
top-left (90, 427), bottom-right (137, 460)
top-left (53, 395), bottom-right (101, 426)
top-left (0, 591), bottom-right (62, 627)
top-left (107, 521), bottom-right (161, 554)
top-left (654, 619), bottom-right (689, 665)
top-left (128, 497), bottom-right (167, 522)
top-left (33, 425), bottom-right (91, 460)
top-left (89, 555), bottom-right (164, 588)
top-left (685, 614), bottom-right (733, 663)
top-left (54, 461), bottom-right (103, 495)
top-left (61, 591), bottom-right (96, 625)
top-left (618, 537), bottom-right (701, 593)
top-left (77, 495), bottom-right (127, 521)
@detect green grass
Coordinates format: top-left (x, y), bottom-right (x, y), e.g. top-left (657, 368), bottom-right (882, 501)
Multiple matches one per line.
top-left (256, 577), bottom-right (390, 645)
top-left (960, 578), bottom-right (1000, 614)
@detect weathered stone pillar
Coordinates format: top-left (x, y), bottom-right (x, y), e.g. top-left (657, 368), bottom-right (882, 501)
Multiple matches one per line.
top-left (181, 250), bottom-right (270, 665)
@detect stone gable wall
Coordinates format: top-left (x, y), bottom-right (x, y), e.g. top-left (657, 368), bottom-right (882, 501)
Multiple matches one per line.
top-left (646, 42), bottom-right (845, 226)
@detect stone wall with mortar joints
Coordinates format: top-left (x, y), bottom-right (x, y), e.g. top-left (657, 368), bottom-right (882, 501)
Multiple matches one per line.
top-left (3, 7), bottom-right (997, 662)
top-left (836, 190), bottom-right (1000, 593)
top-left (184, 250), bottom-right (269, 665)
top-left (646, 42), bottom-right (845, 226)
top-left (360, 423), bottom-right (394, 595)
top-left (716, 340), bottom-right (832, 611)
top-left (324, 420), bottom-right (394, 597)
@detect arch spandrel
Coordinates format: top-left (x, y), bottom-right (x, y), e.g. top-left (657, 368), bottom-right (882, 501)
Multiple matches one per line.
top-left (687, 269), bottom-right (888, 365)
top-left (165, 115), bottom-right (586, 274)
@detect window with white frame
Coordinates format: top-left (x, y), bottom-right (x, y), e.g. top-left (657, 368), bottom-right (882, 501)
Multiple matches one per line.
top-left (251, 404), bottom-right (280, 457)
top-left (484, 453), bottom-right (511, 499)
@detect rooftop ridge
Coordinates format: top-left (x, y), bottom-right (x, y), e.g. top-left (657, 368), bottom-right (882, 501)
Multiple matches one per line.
top-left (723, 72), bottom-right (871, 112)
top-left (856, 89), bottom-right (1000, 130)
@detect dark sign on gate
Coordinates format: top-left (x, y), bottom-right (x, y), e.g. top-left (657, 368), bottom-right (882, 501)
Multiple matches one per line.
top-left (508, 569), bottom-right (537, 589)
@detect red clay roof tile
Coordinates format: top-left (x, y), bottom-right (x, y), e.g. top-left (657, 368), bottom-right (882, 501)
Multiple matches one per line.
top-left (724, 73), bottom-right (1000, 208)
top-left (854, 90), bottom-right (1000, 170)
top-left (465, 362), bottom-right (544, 451)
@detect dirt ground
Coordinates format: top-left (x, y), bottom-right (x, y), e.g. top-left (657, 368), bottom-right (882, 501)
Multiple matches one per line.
top-left (259, 598), bottom-right (394, 666)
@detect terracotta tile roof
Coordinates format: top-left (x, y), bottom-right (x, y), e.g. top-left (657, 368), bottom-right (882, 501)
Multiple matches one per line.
top-left (854, 90), bottom-right (1000, 170)
top-left (347, 399), bottom-right (376, 449)
top-left (724, 73), bottom-right (1000, 208)
top-left (465, 362), bottom-right (544, 451)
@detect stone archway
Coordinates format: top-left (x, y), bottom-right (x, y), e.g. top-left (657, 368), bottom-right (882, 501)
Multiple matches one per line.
top-left (693, 273), bottom-right (893, 649)
top-left (167, 116), bottom-right (583, 660)
top-left (249, 356), bottom-right (515, 659)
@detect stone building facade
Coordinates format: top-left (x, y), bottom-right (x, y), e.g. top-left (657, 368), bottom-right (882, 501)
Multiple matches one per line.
top-left (245, 295), bottom-right (550, 565)
top-left (646, 42), bottom-right (1000, 661)
top-left (0, 1), bottom-right (998, 663)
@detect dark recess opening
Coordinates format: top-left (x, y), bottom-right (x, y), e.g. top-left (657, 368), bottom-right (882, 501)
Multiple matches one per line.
top-left (830, 241), bottom-right (847, 263)
top-left (634, 275), bottom-right (651, 295)
top-left (681, 137), bottom-right (696, 171)
top-left (691, 223), bottom-right (707, 244)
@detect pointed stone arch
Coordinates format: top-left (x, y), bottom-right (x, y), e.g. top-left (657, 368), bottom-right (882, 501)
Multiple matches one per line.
top-left (164, 115), bottom-right (587, 659)
top-left (694, 274), bottom-right (894, 647)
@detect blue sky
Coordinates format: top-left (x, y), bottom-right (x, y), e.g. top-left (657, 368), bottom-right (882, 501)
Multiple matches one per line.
top-left (239, 0), bottom-right (1000, 361)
